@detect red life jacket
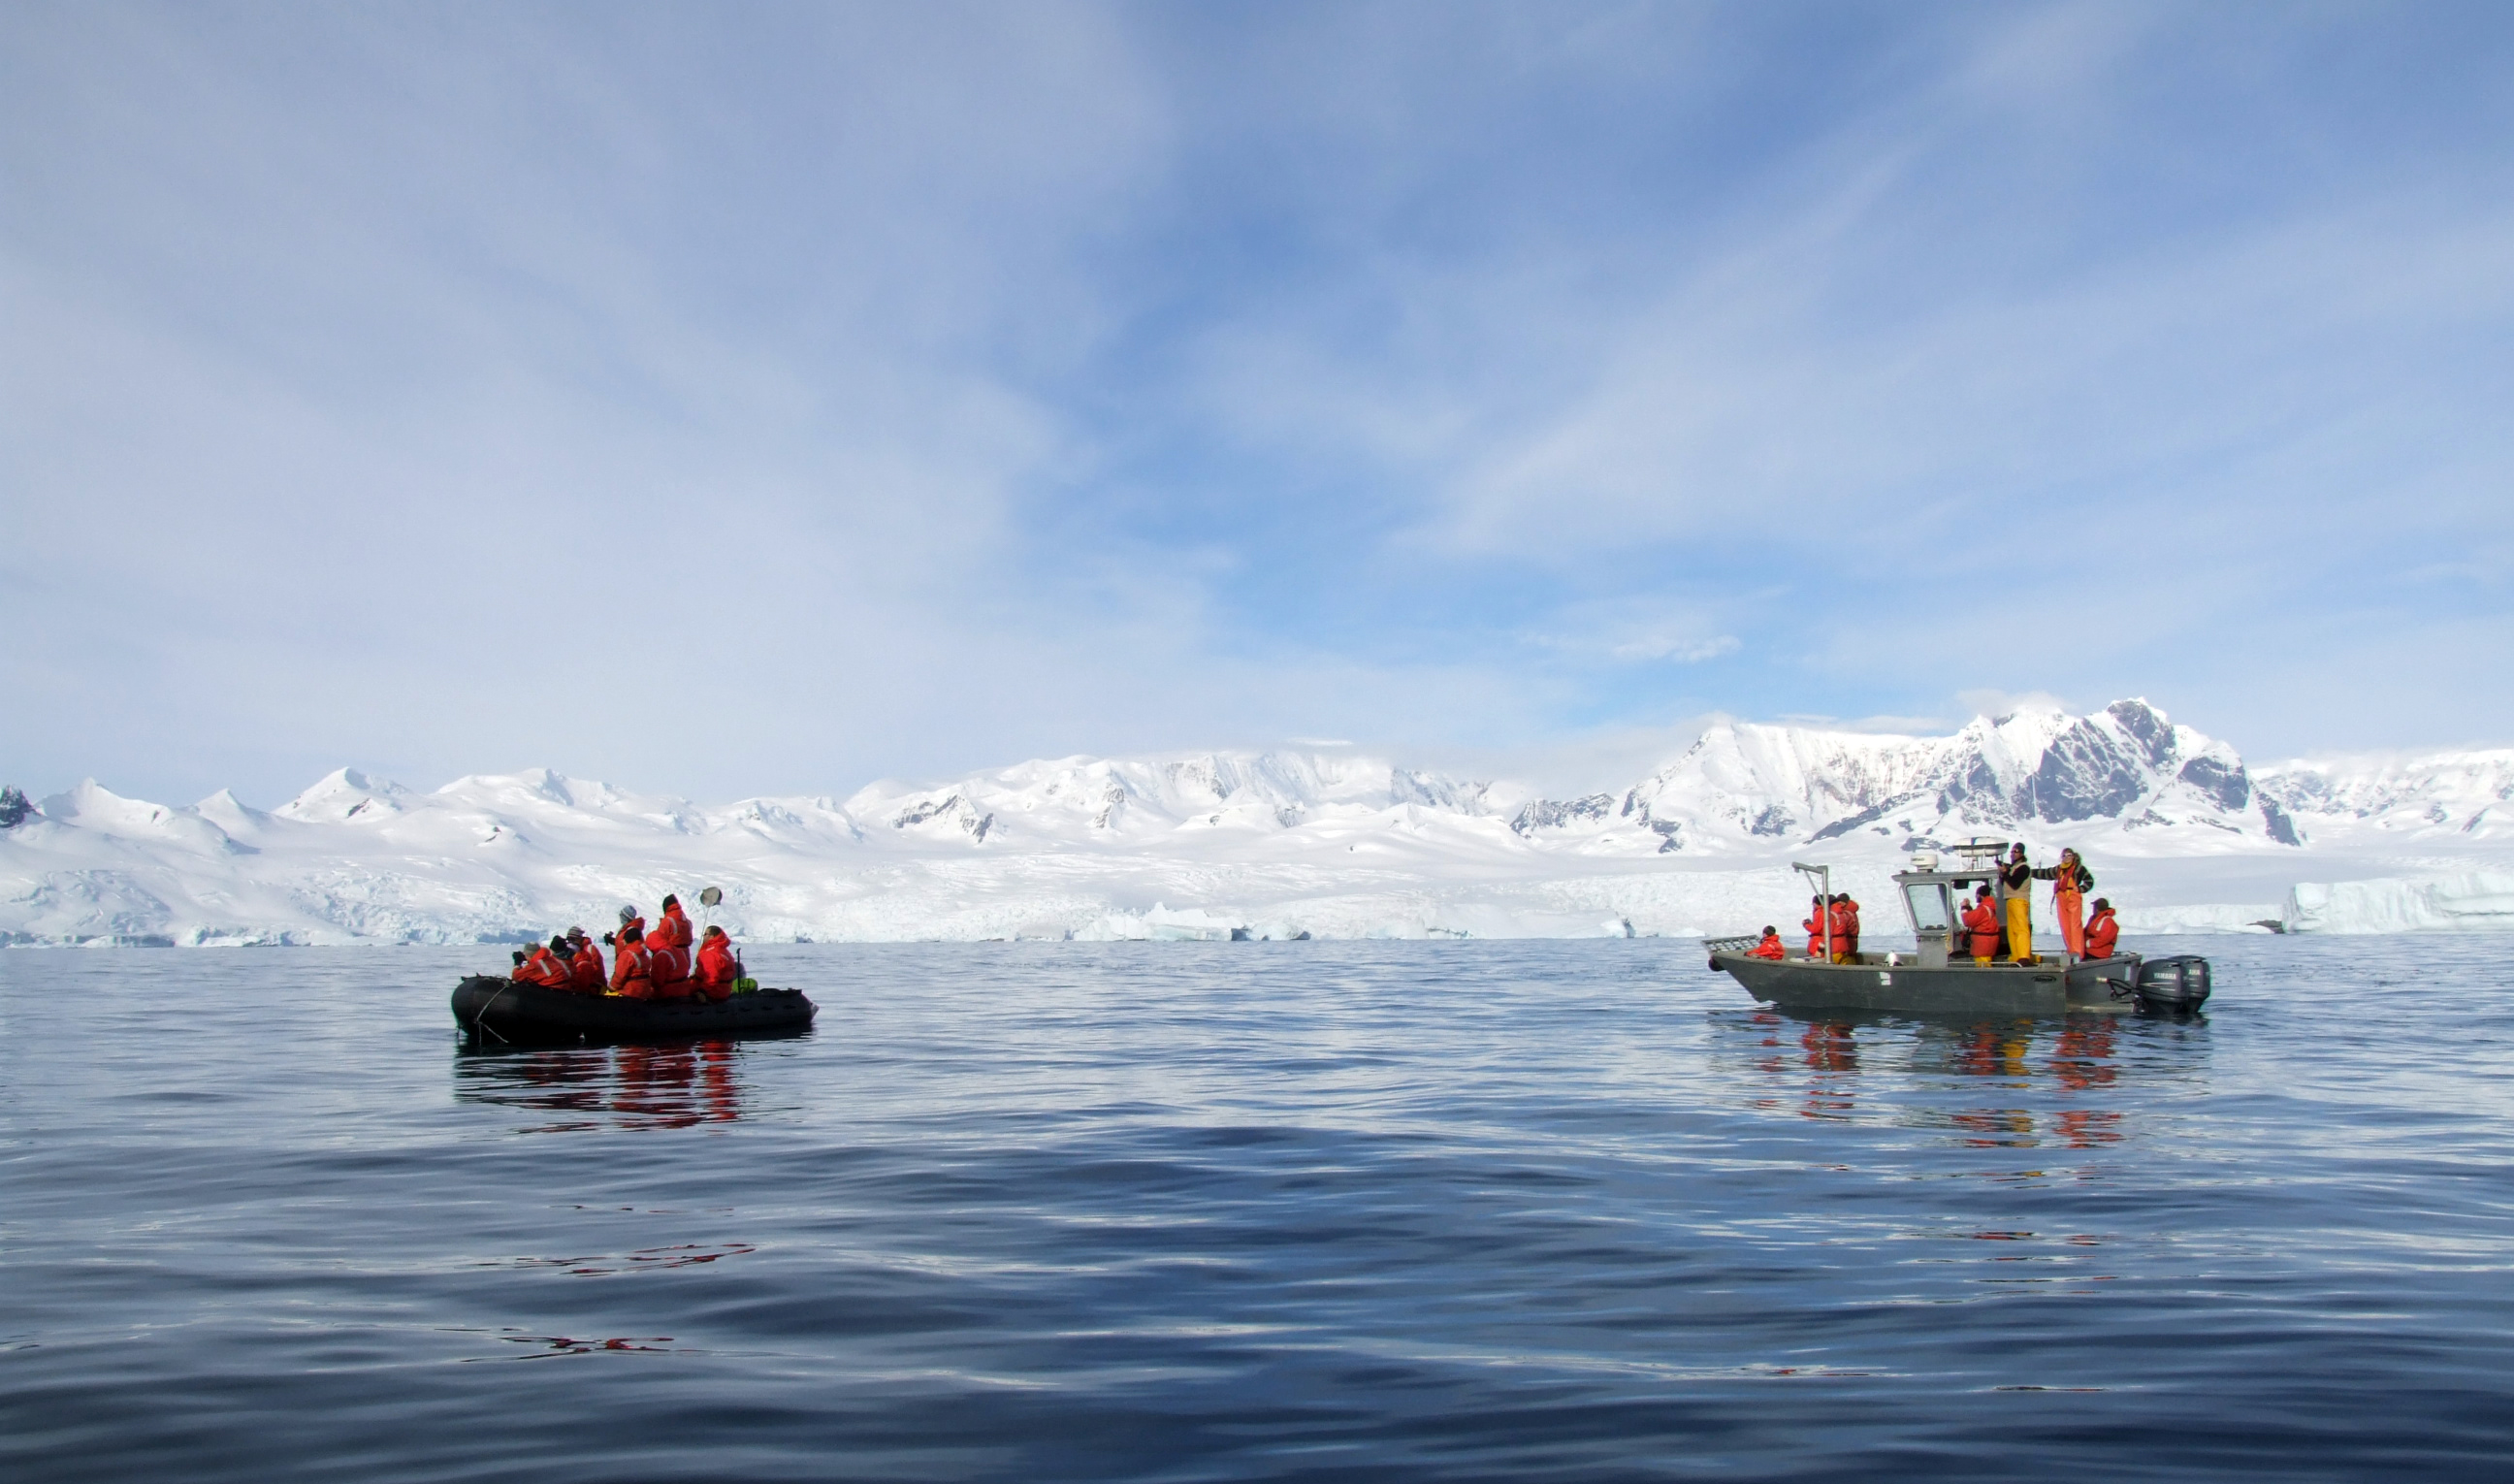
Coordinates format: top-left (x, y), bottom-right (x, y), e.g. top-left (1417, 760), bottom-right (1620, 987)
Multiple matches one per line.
top-left (515, 948), bottom-right (566, 987)
top-left (1964, 901), bottom-right (2001, 958)
top-left (652, 905), bottom-right (693, 951)
top-left (648, 943), bottom-right (694, 996)
top-left (2084, 910), bottom-right (2119, 960)
top-left (1828, 899), bottom-right (1858, 947)
top-left (1748, 931), bottom-right (1787, 961)
top-left (610, 936), bottom-right (654, 998)
top-left (1803, 917), bottom-right (1825, 956)
top-left (696, 935), bottom-right (739, 986)
top-left (568, 943), bottom-right (606, 990)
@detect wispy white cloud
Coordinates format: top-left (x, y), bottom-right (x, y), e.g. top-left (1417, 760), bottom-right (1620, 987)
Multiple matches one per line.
top-left (4, 2), bottom-right (2509, 801)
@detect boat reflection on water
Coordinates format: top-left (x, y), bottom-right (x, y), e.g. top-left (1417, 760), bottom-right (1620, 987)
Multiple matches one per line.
top-left (455, 1040), bottom-right (748, 1130)
top-left (1737, 1005), bottom-right (2208, 1151)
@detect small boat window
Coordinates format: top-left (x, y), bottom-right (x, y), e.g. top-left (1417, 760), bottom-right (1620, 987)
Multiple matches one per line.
top-left (1904, 882), bottom-right (1953, 933)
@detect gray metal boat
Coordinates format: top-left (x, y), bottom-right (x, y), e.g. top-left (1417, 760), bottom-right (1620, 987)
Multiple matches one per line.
top-left (1705, 843), bottom-right (2209, 1016)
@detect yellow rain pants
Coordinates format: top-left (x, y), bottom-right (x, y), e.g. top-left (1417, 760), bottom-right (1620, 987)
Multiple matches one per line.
top-left (2006, 897), bottom-right (2034, 964)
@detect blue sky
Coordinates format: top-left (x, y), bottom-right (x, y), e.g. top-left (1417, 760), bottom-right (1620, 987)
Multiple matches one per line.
top-left (5, 1), bottom-right (2511, 805)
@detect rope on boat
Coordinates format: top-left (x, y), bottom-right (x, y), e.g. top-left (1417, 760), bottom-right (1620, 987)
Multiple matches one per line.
top-left (467, 979), bottom-right (515, 1045)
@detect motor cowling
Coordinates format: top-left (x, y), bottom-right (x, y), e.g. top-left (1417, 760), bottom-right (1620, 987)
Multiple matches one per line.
top-left (2132, 954), bottom-right (2211, 1012)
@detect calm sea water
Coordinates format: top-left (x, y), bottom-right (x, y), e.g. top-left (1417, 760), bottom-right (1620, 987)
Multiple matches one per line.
top-left (4, 937), bottom-right (2511, 1480)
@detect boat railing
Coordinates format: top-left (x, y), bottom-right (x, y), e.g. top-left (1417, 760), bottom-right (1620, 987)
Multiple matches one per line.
top-left (1701, 933), bottom-right (1761, 955)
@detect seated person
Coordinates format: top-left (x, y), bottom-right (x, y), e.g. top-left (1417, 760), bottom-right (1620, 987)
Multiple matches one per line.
top-left (694, 925), bottom-right (745, 999)
top-left (565, 929), bottom-right (606, 991)
top-left (608, 925), bottom-right (655, 1000)
top-left (521, 935), bottom-right (577, 988)
top-left (1962, 886), bottom-right (2001, 965)
top-left (1747, 925), bottom-right (1788, 960)
top-left (651, 894), bottom-right (694, 953)
top-left (2084, 898), bottom-right (2120, 960)
top-left (646, 930), bottom-right (695, 1000)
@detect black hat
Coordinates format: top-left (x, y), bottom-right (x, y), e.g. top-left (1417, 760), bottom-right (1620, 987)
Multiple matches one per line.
top-left (662, 893), bottom-right (679, 910)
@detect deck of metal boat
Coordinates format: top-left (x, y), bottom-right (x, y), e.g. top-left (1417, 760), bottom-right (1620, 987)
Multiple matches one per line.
top-left (1708, 945), bottom-right (2143, 1015)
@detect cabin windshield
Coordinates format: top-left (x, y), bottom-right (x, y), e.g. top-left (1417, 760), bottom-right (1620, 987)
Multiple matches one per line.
top-left (1903, 882), bottom-right (1953, 934)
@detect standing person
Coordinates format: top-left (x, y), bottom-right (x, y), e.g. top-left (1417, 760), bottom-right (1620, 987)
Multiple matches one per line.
top-left (1839, 893), bottom-right (1862, 960)
top-left (1803, 895), bottom-right (1830, 959)
top-left (2084, 898), bottom-right (2121, 960)
top-left (2035, 849), bottom-right (2095, 960)
top-left (1998, 844), bottom-right (2037, 964)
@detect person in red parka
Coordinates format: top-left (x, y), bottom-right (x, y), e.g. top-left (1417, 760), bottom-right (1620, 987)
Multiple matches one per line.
top-left (608, 924), bottom-right (655, 999)
top-left (533, 936), bottom-right (579, 987)
top-left (1827, 894), bottom-right (1861, 962)
top-left (1962, 886), bottom-right (2002, 965)
top-left (565, 928), bottom-right (606, 992)
top-left (1803, 895), bottom-right (1829, 958)
top-left (652, 895), bottom-right (694, 952)
top-left (646, 895), bottom-right (695, 998)
top-left (2083, 898), bottom-right (2120, 961)
top-left (1747, 926), bottom-right (1788, 960)
top-left (512, 938), bottom-right (568, 988)
top-left (694, 925), bottom-right (743, 1000)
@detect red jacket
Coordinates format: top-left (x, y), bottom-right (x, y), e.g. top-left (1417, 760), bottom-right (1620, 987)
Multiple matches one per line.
top-left (568, 943), bottom-right (606, 990)
top-left (648, 942), bottom-right (693, 996)
top-left (515, 955), bottom-right (570, 990)
top-left (1748, 931), bottom-right (1787, 960)
top-left (644, 907), bottom-right (694, 994)
top-left (2084, 909), bottom-right (2120, 960)
top-left (1963, 900), bottom-right (2001, 958)
top-left (1828, 898), bottom-right (1859, 945)
top-left (610, 935), bottom-right (654, 998)
top-left (696, 933), bottom-right (741, 986)
top-left (652, 905), bottom-right (693, 951)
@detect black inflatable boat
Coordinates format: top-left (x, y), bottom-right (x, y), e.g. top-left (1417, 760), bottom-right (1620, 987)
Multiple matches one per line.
top-left (451, 975), bottom-right (817, 1046)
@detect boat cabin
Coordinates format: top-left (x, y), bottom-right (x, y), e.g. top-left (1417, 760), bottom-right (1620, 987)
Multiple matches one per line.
top-left (1890, 839), bottom-right (2009, 968)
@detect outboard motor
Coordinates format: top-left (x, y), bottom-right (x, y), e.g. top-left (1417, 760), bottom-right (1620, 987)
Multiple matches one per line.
top-left (2130, 954), bottom-right (2211, 1013)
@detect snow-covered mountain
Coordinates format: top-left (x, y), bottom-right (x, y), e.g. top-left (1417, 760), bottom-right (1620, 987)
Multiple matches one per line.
top-left (5, 701), bottom-right (2509, 946)
top-left (1508, 700), bottom-right (2300, 855)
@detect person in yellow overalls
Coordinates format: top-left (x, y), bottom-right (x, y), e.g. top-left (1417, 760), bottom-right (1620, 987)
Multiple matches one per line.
top-left (1998, 844), bottom-right (2037, 965)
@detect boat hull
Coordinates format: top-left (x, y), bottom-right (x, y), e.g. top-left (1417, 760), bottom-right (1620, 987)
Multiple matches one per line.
top-left (1712, 952), bottom-right (2141, 1016)
top-left (450, 975), bottom-right (817, 1045)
